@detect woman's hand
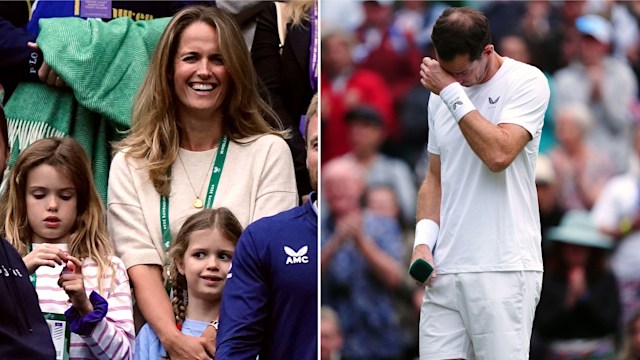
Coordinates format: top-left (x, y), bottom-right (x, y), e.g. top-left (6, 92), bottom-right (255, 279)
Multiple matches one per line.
top-left (23, 243), bottom-right (67, 274)
top-left (58, 255), bottom-right (93, 316)
top-left (165, 332), bottom-right (215, 360)
top-left (200, 325), bottom-right (217, 358)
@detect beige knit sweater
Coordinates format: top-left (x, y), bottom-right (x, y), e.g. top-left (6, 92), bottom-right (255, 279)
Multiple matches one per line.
top-left (107, 134), bottom-right (298, 268)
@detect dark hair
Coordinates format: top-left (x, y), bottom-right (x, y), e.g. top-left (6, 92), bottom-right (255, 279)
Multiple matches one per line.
top-left (345, 106), bottom-right (383, 127)
top-left (431, 7), bottom-right (492, 62)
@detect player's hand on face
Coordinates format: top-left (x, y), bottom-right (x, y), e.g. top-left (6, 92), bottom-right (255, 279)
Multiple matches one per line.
top-left (420, 57), bottom-right (455, 95)
top-left (23, 243), bottom-right (68, 274)
top-left (410, 244), bottom-right (437, 286)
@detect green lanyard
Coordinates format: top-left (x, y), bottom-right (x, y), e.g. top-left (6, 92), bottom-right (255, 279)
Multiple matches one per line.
top-left (28, 244), bottom-right (37, 287)
top-left (160, 136), bottom-right (229, 254)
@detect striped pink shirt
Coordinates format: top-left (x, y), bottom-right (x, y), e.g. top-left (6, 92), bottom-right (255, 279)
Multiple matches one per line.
top-left (32, 243), bottom-right (134, 360)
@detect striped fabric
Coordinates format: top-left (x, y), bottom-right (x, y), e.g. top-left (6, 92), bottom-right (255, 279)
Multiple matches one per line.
top-left (32, 243), bottom-right (134, 360)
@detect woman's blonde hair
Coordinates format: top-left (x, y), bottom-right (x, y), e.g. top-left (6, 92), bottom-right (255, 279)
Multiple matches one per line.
top-left (0, 137), bottom-right (114, 294)
top-left (167, 207), bottom-right (242, 326)
top-left (287, 0), bottom-right (315, 27)
top-left (115, 5), bottom-right (283, 197)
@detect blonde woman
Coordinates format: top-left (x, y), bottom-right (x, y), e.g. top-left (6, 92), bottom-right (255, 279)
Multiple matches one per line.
top-left (251, 0), bottom-right (317, 201)
top-left (108, 5), bottom-right (297, 360)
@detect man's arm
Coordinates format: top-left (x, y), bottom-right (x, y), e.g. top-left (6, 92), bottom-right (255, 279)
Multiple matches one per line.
top-left (458, 115), bottom-right (531, 172)
top-left (0, 16), bottom-right (41, 82)
top-left (410, 153), bottom-right (441, 284)
top-left (420, 56), bottom-right (547, 172)
top-left (416, 153), bottom-right (441, 223)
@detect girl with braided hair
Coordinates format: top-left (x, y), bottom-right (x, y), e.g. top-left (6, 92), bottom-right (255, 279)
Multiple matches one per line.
top-left (135, 208), bottom-right (242, 359)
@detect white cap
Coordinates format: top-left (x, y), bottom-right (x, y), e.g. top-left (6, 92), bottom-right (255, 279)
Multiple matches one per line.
top-left (576, 14), bottom-right (612, 45)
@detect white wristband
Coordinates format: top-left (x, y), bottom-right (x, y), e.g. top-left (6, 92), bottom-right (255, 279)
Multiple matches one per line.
top-left (414, 219), bottom-right (439, 251)
top-left (439, 82), bottom-right (476, 123)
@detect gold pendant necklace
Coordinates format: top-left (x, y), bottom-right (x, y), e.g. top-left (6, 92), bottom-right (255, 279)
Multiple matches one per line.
top-left (177, 151), bottom-right (215, 209)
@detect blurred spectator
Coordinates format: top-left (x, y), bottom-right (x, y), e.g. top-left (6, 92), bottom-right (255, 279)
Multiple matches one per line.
top-left (321, 306), bottom-right (344, 360)
top-left (392, 1), bottom-right (449, 55)
top-left (559, 0), bottom-right (589, 70)
top-left (252, 0), bottom-right (317, 201)
top-left (549, 103), bottom-right (614, 211)
top-left (395, 83), bottom-right (429, 170)
top-left (554, 14), bottom-right (638, 173)
top-left (627, 2), bottom-right (640, 88)
top-left (592, 125), bottom-right (640, 325)
top-left (536, 154), bottom-right (564, 245)
top-left (365, 185), bottom-right (401, 223)
top-left (619, 309), bottom-right (640, 360)
top-left (483, 0), bottom-right (527, 49)
top-left (353, 0), bottom-right (422, 115)
top-left (586, 0), bottom-right (639, 63)
top-left (342, 106), bottom-right (416, 226)
top-left (321, 29), bottom-right (395, 162)
top-left (534, 210), bottom-right (620, 359)
top-left (320, 0), bottom-right (363, 34)
top-left (498, 33), bottom-right (556, 153)
top-left (517, 0), bottom-right (565, 74)
top-left (321, 157), bottom-right (407, 360)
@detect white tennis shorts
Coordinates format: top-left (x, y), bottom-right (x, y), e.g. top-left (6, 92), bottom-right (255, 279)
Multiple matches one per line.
top-left (419, 271), bottom-right (542, 360)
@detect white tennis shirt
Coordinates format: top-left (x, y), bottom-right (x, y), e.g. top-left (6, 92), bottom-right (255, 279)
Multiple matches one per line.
top-left (427, 57), bottom-right (550, 274)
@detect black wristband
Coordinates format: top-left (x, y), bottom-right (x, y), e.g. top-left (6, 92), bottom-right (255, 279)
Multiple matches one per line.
top-left (26, 47), bottom-right (44, 82)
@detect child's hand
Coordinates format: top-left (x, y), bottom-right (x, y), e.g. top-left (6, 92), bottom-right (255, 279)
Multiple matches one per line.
top-left (23, 243), bottom-right (68, 274)
top-left (58, 255), bottom-right (93, 316)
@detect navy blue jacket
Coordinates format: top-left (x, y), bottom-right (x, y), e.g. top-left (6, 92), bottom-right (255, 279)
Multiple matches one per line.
top-left (0, 237), bottom-right (56, 359)
top-left (217, 196), bottom-right (318, 360)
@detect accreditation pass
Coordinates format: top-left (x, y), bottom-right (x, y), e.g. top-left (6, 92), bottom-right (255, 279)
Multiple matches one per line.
top-left (43, 312), bottom-right (70, 360)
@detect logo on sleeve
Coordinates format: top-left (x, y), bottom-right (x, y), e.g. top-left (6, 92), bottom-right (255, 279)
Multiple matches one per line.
top-left (489, 96), bottom-right (500, 104)
top-left (226, 263), bottom-right (233, 279)
top-left (285, 246), bottom-right (309, 265)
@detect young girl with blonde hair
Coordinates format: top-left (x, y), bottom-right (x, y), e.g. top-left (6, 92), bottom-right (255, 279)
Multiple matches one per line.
top-left (135, 208), bottom-right (242, 359)
top-left (0, 137), bottom-right (134, 359)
